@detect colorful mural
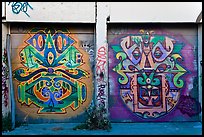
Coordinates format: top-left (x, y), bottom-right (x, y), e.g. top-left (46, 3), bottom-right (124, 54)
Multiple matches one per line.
top-left (109, 28), bottom-right (199, 121)
top-left (12, 28), bottom-right (93, 116)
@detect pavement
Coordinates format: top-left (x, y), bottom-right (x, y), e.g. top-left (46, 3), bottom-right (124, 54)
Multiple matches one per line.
top-left (2, 122), bottom-right (202, 135)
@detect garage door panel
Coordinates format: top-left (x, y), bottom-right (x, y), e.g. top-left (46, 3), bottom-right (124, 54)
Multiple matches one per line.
top-left (10, 24), bottom-right (94, 123)
top-left (10, 23), bottom-right (95, 34)
top-left (108, 24), bottom-right (200, 122)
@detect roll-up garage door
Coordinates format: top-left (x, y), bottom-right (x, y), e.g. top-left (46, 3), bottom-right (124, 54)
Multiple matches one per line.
top-left (10, 23), bottom-right (95, 123)
top-left (108, 23), bottom-right (201, 122)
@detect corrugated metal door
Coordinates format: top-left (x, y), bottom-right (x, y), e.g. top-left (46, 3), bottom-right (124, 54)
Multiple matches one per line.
top-left (10, 23), bottom-right (95, 123)
top-left (108, 23), bottom-right (201, 122)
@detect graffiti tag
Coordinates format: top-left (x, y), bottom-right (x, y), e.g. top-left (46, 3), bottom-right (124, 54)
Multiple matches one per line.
top-left (97, 84), bottom-right (106, 107)
top-left (178, 95), bottom-right (201, 117)
top-left (81, 41), bottom-right (94, 63)
top-left (2, 48), bottom-right (9, 107)
top-left (8, 2), bottom-right (33, 17)
top-left (96, 46), bottom-right (107, 79)
top-left (96, 46), bottom-right (107, 107)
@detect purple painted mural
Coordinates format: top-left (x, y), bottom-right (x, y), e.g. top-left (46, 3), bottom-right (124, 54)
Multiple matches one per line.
top-left (108, 27), bottom-right (200, 122)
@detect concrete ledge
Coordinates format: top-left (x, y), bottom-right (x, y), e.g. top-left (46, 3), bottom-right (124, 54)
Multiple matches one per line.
top-left (2, 122), bottom-right (202, 135)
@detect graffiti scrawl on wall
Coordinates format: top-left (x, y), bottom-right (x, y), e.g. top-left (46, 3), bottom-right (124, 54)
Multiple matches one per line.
top-left (2, 48), bottom-right (9, 108)
top-left (8, 2), bottom-right (33, 17)
top-left (12, 28), bottom-right (93, 115)
top-left (109, 29), bottom-right (199, 120)
top-left (81, 41), bottom-right (94, 63)
top-left (96, 45), bottom-right (108, 108)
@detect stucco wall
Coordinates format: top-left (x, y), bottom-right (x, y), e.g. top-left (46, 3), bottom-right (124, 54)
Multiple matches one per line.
top-left (3, 2), bottom-right (202, 23)
top-left (5, 2), bottom-right (96, 23)
top-left (109, 2), bottom-right (202, 22)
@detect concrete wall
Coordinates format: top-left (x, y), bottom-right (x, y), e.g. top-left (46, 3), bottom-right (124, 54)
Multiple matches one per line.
top-left (2, 2), bottom-right (5, 18)
top-left (5, 2), bottom-right (95, 23)
top-left (95, 2), bottom-right (109, 109)
top-left (2, 23), bottom-right (10, 116)
top-left (109, 2), bottom-right (202, 22)
top-left (3, 2), bottom-right (202, 23)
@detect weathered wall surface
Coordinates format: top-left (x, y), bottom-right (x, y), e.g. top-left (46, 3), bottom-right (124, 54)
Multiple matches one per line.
top-left (95, 2), bottom-right (109, 109)
top-left (10, 23), bottom-right (94, 123)
top-left (2, 2), bottom-right (5, 18)
top-left (2, 2), bottom-right (202, 123)
top-left (2, 23), bottom-right (10, 116)
top-left (109, 2), bottom-right (202, 22)
top-left (4, 2), bottom-right (202, 23)
top-left (5, 2), bottom-right (95, 23)
top-left (198, 24), bottom-right (202, 121)
top-left (108, 24), bottom-right (201, 122)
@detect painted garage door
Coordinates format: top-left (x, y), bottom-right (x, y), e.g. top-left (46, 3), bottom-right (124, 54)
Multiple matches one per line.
top-left (10, 23), bottom-right (94, 123)
top-left (108, 24), bottom-right (201, 122)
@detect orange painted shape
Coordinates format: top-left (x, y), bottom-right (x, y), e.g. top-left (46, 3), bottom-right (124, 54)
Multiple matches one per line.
top-left (33, 86), bottom-right (49, 102)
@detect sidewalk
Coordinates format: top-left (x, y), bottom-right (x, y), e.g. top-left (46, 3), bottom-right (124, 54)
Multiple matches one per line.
top-left (2, 122), bottom-right (202, 135)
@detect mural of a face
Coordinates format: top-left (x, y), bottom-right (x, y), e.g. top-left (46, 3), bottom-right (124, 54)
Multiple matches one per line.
top-left (12, 28), bottom-right (93, 116)
top-left (110, 30), bottom-right (187, 119)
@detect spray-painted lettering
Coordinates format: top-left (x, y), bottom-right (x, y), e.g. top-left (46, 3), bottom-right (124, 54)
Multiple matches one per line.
top-left (96, 45), bottom-right (107, 108)
top-left (96, 46), bottom-right (107, 77)
top-left (8, 2), bottom-right (33, 17)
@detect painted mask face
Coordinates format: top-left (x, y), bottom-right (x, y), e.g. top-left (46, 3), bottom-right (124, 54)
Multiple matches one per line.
top-left (111, 30), bottom-right (187, 118)
top-left (13, 28), bottom-right (92, 114)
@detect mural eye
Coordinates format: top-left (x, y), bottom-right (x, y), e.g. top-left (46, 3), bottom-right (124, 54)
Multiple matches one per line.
top-left (146, 78), bottom-right (151, 84)
top-left (38, 35), bottom-right (44, 49)
top-left (57, 36), bottom-right (63, 50)
top-left (76, 53), bottom-right (82, 63)
top-left (77, 59), bottom-right (81, 63)
top-left (157, 64), bottom-right (167, 72)
top-left (154, 47), bottom-right (162, 58)
top-left (48, 52), bottom-right (54, 65)
top-left (128, 65), bottom-right (136, 71)
top-left (133, 48), bottom-right (141, 60)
